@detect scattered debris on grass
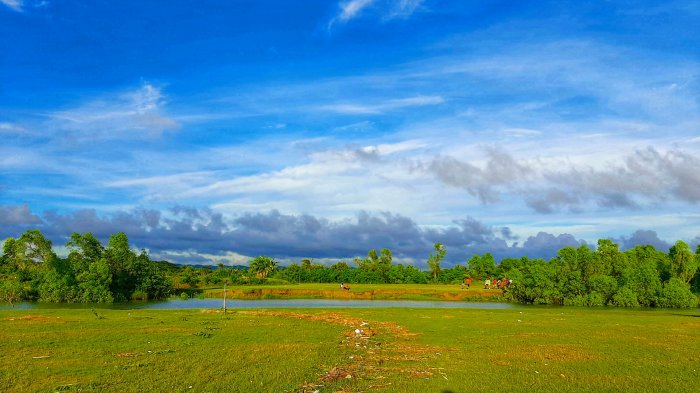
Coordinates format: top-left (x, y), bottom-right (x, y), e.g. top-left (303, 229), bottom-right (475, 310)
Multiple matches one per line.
top-left (116, 353), bottom-right (140, 358)
top-left (246, 311), bottom-right (444, 392)
top-left (320, 367), bottom-right (353, 382)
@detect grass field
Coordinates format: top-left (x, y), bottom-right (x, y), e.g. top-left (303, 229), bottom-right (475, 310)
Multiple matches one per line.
top-left (1, 306), bottom-right (698, 392)
top-left (203, 283), bottom-right (504, 302)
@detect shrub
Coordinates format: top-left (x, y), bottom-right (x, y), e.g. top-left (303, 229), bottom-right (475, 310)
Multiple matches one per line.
top-left (563, 295), bottom-right (588, 307)
top-left (130, 289), bottom-right (148, 301)
top-left (587, 292), bottom-right (605, 307)
top-left (657, 279), bottom-right (698, 308)
top-left (265, 278), bottom-right (290, 285)
top-left (611, 287), bottom-right (639, 307)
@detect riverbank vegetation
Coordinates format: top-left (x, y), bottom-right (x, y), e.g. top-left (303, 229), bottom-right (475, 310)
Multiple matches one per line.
top-left (2, 229), bottom-right (698, 307)
top-left (1, 230), bottom-right (171, 304)
top-left (1, 307), bottom-right (697, 392)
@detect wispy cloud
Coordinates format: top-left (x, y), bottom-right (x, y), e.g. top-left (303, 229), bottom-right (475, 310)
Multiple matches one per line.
top-left (335, 0), bottom-right (375, 23)
top-left (385, 0), bottom-right (424, 20)
top-left (328, 0), bottom-right (424, 30)
top-left (47, 83), bottom-right (180, 142)
top-left (1, 0), bottom-right (23, 12)
top-left (318, 95), bottom-right (444, 114)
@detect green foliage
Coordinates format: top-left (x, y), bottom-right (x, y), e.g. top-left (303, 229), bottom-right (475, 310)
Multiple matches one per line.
top-left (467, 253), bottom-right (495, 279)
top-left (0, 279), bottom-right (25, 306)
top-left (249, 256), bottom-right (278, 278)
top-left (426, 243), bottom-right (446, 281)
top-left (1, 228), bottom-right (698, 309)
top-left (669, 240), bottom-right (698, 284)
top-left (657, 278), bottom-right (698, 308)
top-left (611, 287), bottom-right (640, 307)
top-left (0, 230), bottom-right (169, 304)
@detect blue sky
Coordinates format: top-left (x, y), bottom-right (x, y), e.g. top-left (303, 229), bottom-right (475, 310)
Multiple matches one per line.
top-left (1, 0), bottom-right (699, 266)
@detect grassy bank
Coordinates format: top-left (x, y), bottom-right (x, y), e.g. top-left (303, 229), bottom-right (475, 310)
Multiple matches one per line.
top-left (1, 306), bottom-right (698, 392)
top-left (203, 283), bottom-right (506, 302)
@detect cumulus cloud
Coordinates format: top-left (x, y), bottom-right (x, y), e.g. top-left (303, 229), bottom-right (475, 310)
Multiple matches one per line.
top-left (5, 204), bottom-right (690, 266)
top-left (525, 188), bottom-right (580, 214)
top-left (423, 148), bottom-right (531, 203)
top-left (545, 147), bottom-right (700, 208)
top-left (614, 229), bottom-right (671, 252)
top-left (422, 146), bottom-right (700, 213)
top-left (521, 232), bottom-right (584, 257)
top-left (0, 204), bottom-right (42, 226)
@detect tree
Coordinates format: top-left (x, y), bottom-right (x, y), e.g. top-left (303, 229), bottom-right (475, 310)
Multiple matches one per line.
top-left (103, 232), bottom-right (138, 301)
top-left (5, 230), bottom-right (55, 275)
top-left (249, 256), bottom-right (278, 278)
top-left (77, 258), bottom-right (113, 303)
top-left (66, 232), bottom-right (104, 273)
top-left (669, 241), bottom-right (698, 284)
top-left (427, 243), bottom-right (446, 281)
top-left (0, 279), bottom-right (25, 306)
top-left (467, 253), bottom-right (495, 279)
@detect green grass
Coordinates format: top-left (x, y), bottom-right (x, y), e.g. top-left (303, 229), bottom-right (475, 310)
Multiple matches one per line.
top-left (204, 283), bottom-right (503, 302)
top-left (0, 309), bottom-right (346, 392)
top-left (1, 307), bottom-right (698, 392)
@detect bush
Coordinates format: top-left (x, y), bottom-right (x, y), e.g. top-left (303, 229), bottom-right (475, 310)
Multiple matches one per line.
top-left (611, 287), bottom-right (640, 307)
top-left (130, 289), bottom-right (148, 301)
top-left (587, 292), bottom-right (605, 307)
top-left (657, 279), bottom-right (698, 308)
top-left (563, 295), bottom-right (588, 307)
top-left (265, 278), bottom-right (291, 285)
top-left (0, 279), bottom-right (26, 305)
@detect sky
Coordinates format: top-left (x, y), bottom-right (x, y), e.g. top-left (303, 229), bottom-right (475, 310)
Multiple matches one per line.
top-left (1, 0), bottom-right (699, 266)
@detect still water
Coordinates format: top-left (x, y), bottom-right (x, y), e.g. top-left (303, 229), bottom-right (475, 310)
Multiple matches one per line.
top-left (1, 298), bottom-right (515, 310)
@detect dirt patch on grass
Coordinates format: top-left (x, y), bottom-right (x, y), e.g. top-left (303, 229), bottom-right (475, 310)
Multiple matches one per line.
top-left (6, 315), bottom-right (51, 321)
top-left (245, 311), bottom-right (445, 392)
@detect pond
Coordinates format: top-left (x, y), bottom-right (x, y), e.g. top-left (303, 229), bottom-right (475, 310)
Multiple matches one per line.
top-left (1, 298), bottom-right (516, 310)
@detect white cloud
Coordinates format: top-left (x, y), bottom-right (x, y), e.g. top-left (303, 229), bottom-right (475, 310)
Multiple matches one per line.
top-left (318, 94), bottom-right (444, 114)
top-left (48, 83), bottom-right (180, 142)
top-left (328, 0), bottom-right (424, 29)
top-left (0, 122), bottom-right (30, 135)
top-left (1, 0), bottom-right (23, 12)
top-left (385, 0), bottom-right (424, 19)
top-left (337, 0), bottom-right (375, 23)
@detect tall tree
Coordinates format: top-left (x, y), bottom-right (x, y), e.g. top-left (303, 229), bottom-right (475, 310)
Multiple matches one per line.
top-left (4, 230), bottom-right (55, 279)
top-left (66, 232), bottom-right (104, 273)
top-left (427, 243), bottom-right (446, 281)
top-left (467, 253), bottom-right (495, 279)
top-left (249, 256), bottom-right (278, 278)
top-left (669, 240), bottom-right (698, 284)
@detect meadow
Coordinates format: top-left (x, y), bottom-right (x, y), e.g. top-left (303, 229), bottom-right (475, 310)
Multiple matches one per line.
top-left (1, 305), bottom-right (698, 392)
top-left (203, 283), bottom-right (504, 302)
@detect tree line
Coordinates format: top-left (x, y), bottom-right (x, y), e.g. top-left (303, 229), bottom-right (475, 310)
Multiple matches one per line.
top-left (1, 230), bottom-right (171, 304)
top-left (2, 229), bottom-right (698, 308)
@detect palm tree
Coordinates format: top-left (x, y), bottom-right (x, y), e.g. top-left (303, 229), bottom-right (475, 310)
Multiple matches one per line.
top-left (427, 243), bottom-right (446, 281)
top-left (249, 256), bottom-right (278, 278)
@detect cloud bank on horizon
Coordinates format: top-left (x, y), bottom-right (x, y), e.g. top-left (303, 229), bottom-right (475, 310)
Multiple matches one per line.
top-left (1, 0), bottom-right (699, 265)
